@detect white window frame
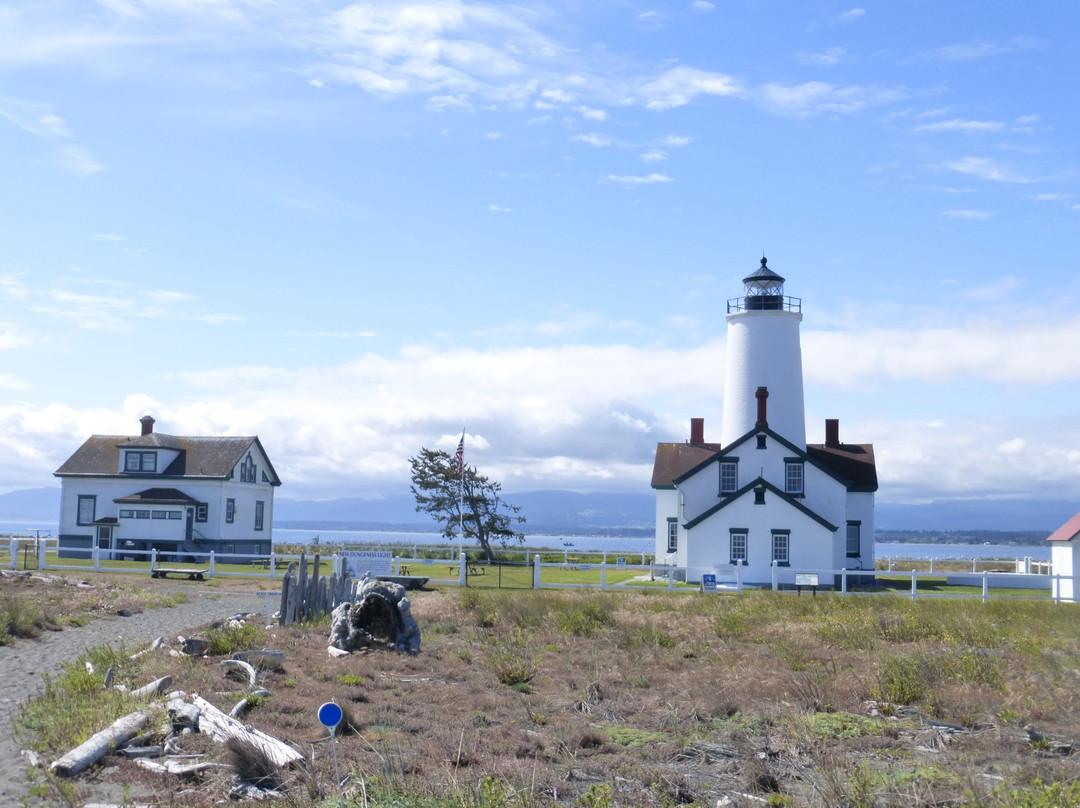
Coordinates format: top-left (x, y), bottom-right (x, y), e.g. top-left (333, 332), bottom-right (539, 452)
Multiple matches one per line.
top-left (77, 495), bottom-right (96, 526)
top-left (226, 498), bottom-right (236, 524)
top-left (846, 521), bottom-right (861, 557)
top-left (666, 518), bottom-right (678, 553)
top-left (772, 531), bottom-right (790, 565)
top-left (255, 500), bottom-right (265, 531)
top-left (124, 451), bottom-right (157, 473)
top-left (720, 460), bottom-right (738, 494)
top-left (730, 530), bottom-right (747, 564)
top-left (784, 461), bottom-right (804, 496)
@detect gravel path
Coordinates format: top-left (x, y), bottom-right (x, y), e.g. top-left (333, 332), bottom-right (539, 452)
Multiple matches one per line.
top-left (0, 582), bottom-right (267, 805)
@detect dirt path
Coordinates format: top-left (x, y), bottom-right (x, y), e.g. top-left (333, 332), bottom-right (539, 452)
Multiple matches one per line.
top-left (0, 581), bottom-right (267, 805)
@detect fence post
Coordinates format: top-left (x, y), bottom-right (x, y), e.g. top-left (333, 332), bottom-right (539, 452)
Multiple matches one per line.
top-left (459, 552), bottom-right (467, 588)
top-left (533, 554), bottom-right (541, 589)
top-left (972, 559), bottom-right (977, 573)
top-left (771, 560), bottom-right (778, 592)
top-left (93, 544), bottom-right (100, 572)
top-left (888, 556), bottom-right (893, 572)
top-left (982, 571), bottom-right (989, 603)
top-left (736, 563), bottom-right (743, 594)
top-left (841, 568), bottom-right (848, 595)
top-left (209, 551), bottom-right (216, 576)
top-left (151, 547), bottom-right (158, 573)
top-left (929, 557), bottom-right (935, 574)
top-left (1055, 574), bottom-right (1062, 604)
top-left (9, 538), bottom-right (16, 570)
top-left (911, 570), bottom-right (917, 601)
top-left (668, 569), bottom-right (674, 592)
top-left (600, 562), bottom-right (606, 591)
top-left (37, 539), bottom-right (47, 570)
top-left (270, 551), bottom-right (276, 581)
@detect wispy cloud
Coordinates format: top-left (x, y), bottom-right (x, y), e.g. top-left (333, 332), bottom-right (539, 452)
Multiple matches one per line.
top-left (0, 95), bottom-right (102, 175)
top-left (800, 47), bottom-right (846, 66)
top-left (639, 151), bottom-right (667, 162)
top-left (838, 8), bottom-right (866, 23)
top-left (941, 209), bottom-right (993, 220)
top-left (756, 81), bottom-right (905, 117)
top-left (638, 66), bottom-right (740, 110)
top-left (573, 133), bottom-right (615, 147)
top-left (922, 37), bottom-right (1038, 62)
top-left (914, 118), bottom-right (1005, 134)
top-left (941, 156), bottom-right (1037, 183)
top-left (603, 173), bottom-right (673, 185)
top-left (488, 204), bottom-right (510, 212)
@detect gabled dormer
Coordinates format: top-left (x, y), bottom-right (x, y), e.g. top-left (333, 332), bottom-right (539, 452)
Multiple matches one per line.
top-left (117, 416), bottom-right (183, 475)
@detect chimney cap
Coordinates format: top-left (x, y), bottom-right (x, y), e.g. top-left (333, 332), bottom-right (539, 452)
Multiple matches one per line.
top-left (139, 415), bottom-right (155, 436)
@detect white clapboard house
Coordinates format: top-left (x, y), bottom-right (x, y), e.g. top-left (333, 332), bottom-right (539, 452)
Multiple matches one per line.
top-left (651, 258), bottom-right (878, 586)
top-left (54, 415), bottom-right (280, 560)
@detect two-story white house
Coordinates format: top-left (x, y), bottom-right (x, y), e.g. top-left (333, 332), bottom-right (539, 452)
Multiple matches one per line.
top-left (651, 259), bottom-right (878, 586)
top-left (54, 415), bottom-right (281, 560)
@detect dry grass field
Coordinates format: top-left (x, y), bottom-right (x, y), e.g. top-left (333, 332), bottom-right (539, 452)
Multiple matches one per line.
top-left (8, 574), bottom-right (1080, 807)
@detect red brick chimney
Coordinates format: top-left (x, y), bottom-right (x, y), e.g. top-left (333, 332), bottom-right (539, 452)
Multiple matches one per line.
top-left (755, 387), bottom-right (769, 428)
top-left (825, 418), bottom-right (839, 448)
top-left (690, 417), bottom-right (704, 445)
top-left (140, 415), bottom-right (155, 436)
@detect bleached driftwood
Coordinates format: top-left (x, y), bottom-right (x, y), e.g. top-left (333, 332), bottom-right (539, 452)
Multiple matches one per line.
top-left (220, 659), bottom-right (257, 688)
top-left (127, 676), bottom-right (173, 699)
top-left (130, 637), bottom-right (164, 660)
top-left (51, 711), bottom-right (149, 776)
top-left (134, 757), bottom-right (227, 776)
top-left (167, 698), bottom-right (201, 732)
top-left (191, 694), bottom-right (303, 767)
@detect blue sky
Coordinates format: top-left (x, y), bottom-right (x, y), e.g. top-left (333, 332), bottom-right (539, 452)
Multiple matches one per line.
top-left (2, 0), bottom-right (1079, 508)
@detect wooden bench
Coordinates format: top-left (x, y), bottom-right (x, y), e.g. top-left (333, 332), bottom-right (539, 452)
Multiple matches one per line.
top-left (151, 567), bottom-right (208, 581)
top-left (250, 558), bottom-right (271, 569)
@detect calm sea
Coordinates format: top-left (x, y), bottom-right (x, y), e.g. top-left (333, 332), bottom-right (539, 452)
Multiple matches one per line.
top-left (1, 523), bottom-right (1049, 562)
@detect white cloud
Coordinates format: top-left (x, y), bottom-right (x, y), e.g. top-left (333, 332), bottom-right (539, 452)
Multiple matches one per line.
top-left (488, 204), bottom-right (510, 212)
top-left (573, 133), bottom-right (614, 147)
top-left (838, 8), bottom-right (866, 23)
top-left (638, 66), bottom-right (740, 110)
top-left (756, 81), bottom-right (905, 117)
top-left (999, 437), bottom-right (1026, 456)
top-left (603, 173), bottom-right (673, 184)
top-left (663, 135), bottom-right (692, 147)
top-left (484, 131), bottom-right (504, 139)
top-left (57, 145), bottom-right (103, 176)
top-left (941, 156), bottom-right (1036, 183)
top-left (914, 119), bottom-right (1005, 134)
top-left (639, 150), bottom-right (667, 162)
top-left (941, 209), bottom-right (993, 220)
top-left (576, 105), bottom-right (608, 121)
top-left (92, 233), bottom-right (127, 242)
top-left (0, 373), bottom-right (28, 390)
top-left (800, 47), bottom-right (845, 66)
top-left (691, 1), bottom-right (714, 11)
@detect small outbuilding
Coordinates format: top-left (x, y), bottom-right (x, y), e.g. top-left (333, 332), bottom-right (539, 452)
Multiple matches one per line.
top-left (1047, 510), bottom-right (1080, 602)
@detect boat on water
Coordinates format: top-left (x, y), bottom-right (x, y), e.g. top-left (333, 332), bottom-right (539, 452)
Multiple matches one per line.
top-left (563, 541), bottom-right (575, 547)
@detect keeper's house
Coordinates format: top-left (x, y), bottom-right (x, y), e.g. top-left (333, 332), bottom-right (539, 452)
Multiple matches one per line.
top-left (54, 415), bottom-right (281, 560)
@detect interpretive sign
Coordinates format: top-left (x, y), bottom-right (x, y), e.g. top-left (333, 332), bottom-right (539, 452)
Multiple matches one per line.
top-left (340, 550), bottom-right (393, 578)
top-left (700, 573), bottom-right (717, 593)
top-left (616, 557), bottom-right (627, 566)
top-left (794, 573), bottom-right (819, 587)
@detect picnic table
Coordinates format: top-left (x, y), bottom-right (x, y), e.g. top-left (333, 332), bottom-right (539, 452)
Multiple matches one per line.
top-left (151, 567), bottom-right (208, 581)
top-left (250, 557), bottom-right (271, 569)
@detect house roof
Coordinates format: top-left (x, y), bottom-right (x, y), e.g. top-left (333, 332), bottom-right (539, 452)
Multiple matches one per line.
top-left (805, 442), bottom-right (878, 492)
top-left (651, 442), bottom-right (723, 489)
top-left (1046, 510), bottom-right (1080, 543)
top-left (114, 488), bottom-right (202, 505)
top-left (665, 425), bottom-right (879, 493)
top-left (683, 476), bottom-right (839, 532)
top-left (54, 433), bottom-right (282, 485)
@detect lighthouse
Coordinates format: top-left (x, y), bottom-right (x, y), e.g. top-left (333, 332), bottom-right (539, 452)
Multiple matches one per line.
top-left (650, 255), bottom-right (878, 586)
top-left (720, 257), bottom-right (806, 448)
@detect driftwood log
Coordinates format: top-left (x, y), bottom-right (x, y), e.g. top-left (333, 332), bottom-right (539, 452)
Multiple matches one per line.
top-left (51, 711), bottom-right (149, 776)
top-left (191, 694), bottom-right (303, 767)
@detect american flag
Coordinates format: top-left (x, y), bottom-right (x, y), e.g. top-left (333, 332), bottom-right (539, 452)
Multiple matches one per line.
top-left (454, 433), bottom-right (464, 477)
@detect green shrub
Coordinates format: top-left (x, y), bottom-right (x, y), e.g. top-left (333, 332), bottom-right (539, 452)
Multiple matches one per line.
top-left (872, 654), bottom-right (929, 705)
top-left (204, 622), bottom-right (265, 656)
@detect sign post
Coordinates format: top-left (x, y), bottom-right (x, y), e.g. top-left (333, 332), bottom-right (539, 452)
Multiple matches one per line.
top-left (318, 701), bottom-right (345, 808)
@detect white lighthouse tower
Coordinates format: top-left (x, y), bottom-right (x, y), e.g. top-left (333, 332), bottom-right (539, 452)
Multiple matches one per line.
top-left (720, 257), bottom-right (806, 448)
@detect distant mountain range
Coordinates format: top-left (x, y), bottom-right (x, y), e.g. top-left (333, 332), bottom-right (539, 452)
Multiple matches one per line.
top-left (0, 486), bottom-right (1073, 537)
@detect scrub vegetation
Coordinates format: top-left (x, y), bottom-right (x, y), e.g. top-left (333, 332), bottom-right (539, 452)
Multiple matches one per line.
top-left (12, 581), bottom-right (1080, 807)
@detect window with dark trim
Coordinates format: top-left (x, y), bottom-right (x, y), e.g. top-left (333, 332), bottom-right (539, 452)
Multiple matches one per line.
top-left (196, 503), bottom-right (208, 522)
top-left (720, 460), bottom-right (739, 494)
top-left (124, 451), bottom-right (157, 472)
top-left (846, 521), bottom-right (861, 557)
top-left (119, 509), bottom-right (134, 518)
top-left (77, 495), bottom-right (96, 525)
top-left (240, 454), bottom-right (256, 483)
top-left (666, 518), bottom-right (678, 553)
top-left (254, 501), bottom-right (265, 531)
top-left (784, 460), bottom-right (804, 496)
top-left (772, 531), bottom-right (790, 565)
top-left (754, 485), bottom-right (766, 504)
top-left (756, 434), bottom-right (767, 449)
top-left (730, 530), bottom-right (747, 564)
top-left (226, 498), bottom-right (235, 524)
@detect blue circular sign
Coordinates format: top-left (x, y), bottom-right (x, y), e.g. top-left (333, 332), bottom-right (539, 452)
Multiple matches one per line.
top-left (318, 701), bottom-right (343, 729)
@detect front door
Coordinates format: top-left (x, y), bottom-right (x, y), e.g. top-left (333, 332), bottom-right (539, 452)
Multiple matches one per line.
top-left (97, 526), bottom-right (112, 559)
top-left (185, 508), bottom-right (194, 542)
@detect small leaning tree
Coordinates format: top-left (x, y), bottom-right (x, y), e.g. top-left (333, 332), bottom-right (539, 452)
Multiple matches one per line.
top-left (408, 447), bottom-right (525, 562)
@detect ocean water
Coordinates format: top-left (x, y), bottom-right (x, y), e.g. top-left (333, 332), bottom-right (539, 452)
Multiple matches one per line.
top-left (2, 523), bottom-right (1049, 562)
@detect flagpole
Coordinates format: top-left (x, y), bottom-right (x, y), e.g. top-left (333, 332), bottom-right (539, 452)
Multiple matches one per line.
top-left (455, 431), bottom-right (465, 562)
